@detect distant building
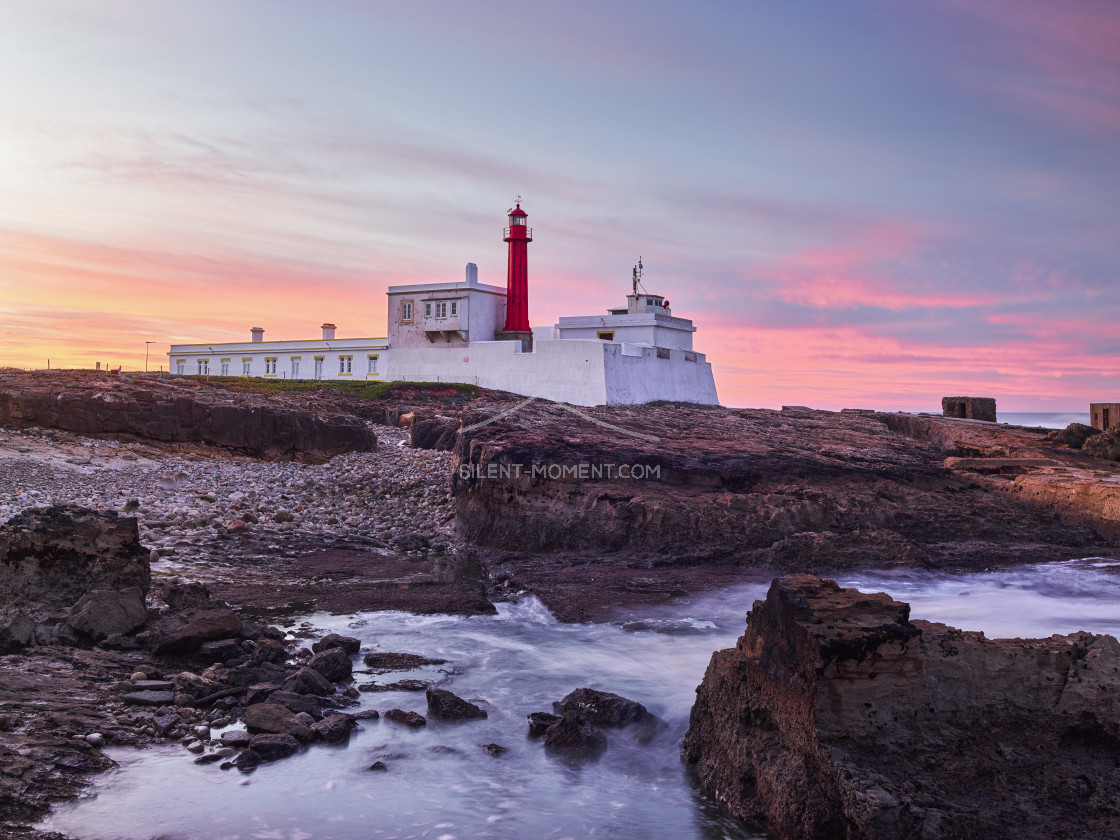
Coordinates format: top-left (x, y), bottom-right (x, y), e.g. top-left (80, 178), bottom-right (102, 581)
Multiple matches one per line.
top-left (1090, 402), bottom-right (1119, 432)
top-left (167, 205), bottom-right (720, 407)
top-left (942, 396), bottom-right (996, 422)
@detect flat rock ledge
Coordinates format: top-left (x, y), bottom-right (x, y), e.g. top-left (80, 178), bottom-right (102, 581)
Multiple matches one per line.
top-left (681, 574), bottom-right (1120, 840)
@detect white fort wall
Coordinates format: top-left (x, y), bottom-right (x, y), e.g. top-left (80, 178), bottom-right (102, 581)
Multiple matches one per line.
top-left (389, 339), bottom-right (718, 406)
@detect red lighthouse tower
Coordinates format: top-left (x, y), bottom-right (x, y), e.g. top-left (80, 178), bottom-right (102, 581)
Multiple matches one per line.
top-left (497, 202), bottom-right (533, 347)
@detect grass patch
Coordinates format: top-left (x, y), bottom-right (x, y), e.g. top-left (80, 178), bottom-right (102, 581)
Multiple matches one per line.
top-left (188, 377), bottom-right (482, 402)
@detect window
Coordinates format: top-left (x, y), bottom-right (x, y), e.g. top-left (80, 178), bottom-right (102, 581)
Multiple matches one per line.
top-left (291, 356), bottom-right (301, 378)
top-left (339, 355), bottom-right (352, 374)
top-left (512, 216), bottom-right (525, 226)
top-left (264, 357), bottom-right (277, 375)
top-left (314, 357), bottom-right (324, 379)
top-left (400, 301), bottom-right (413, 322)
top-left (424, 302), bottom-right (432, 317)
top-left (596, 331), bottom-right (615, 341)
top-left (220, 359), bottom-right (230, 376)
top-left (197, 359), bottom-right (209, 375)
top-left (367, 354), bottom-right (379, 374)
top-left (242, 357), bottom-right (252, 375)
top-left (450, 300), bottom-right (457, 316)
top-left (435, 301), bottom-right (448, 318)
top-left (647, 298), bottom-right (655, 306)
top-left (176, 360), bottom-right (185, 375)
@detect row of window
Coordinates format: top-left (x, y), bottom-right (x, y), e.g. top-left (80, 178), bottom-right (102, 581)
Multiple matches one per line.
top-left (399, 299), bottom-right (459, 323)
top-left (176, 354), bottom-right (380, 377)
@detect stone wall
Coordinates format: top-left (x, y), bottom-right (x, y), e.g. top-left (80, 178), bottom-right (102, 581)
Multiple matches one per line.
top-left (941, 396), bottom-right (997, 422)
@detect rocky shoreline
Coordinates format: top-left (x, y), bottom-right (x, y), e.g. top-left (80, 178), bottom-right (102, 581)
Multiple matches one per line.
top-left (2, 370), bottom-right (1119, 837)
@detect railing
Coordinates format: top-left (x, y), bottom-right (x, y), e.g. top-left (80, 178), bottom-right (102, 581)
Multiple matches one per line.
top-left (503, 226), bottom-right (533, 240)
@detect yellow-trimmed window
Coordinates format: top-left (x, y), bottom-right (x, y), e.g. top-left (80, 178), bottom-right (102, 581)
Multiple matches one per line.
top-left (241, 357), bottom-right (252, 375)
top-left (367, 354), bottom-right (379, 374)
top-left (338, 355), bottom-right (352, 375)
top-left (264, 357), bottom-right (277, 375)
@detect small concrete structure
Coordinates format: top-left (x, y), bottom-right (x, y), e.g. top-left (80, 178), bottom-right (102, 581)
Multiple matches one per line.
top-left (1090, 403), bottom-right (1120, 432)
top-left (942, 396), bottom-right (996, 422)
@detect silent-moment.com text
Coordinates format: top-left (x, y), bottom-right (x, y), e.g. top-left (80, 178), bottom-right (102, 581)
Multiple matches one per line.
top-left (459, 463), bottom-right (661, 481)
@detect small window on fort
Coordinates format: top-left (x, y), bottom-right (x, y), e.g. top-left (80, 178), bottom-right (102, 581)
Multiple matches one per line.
top-left (435, 301), bottom-right (448, 318)
top-left (401, 301), bottom-right (413, 322)
top-left (450, 300), bottom-right (457, 316)
top-left (425, 302), bottom-right (432, 317)
top-left (596, 331), bottom-right (615, 341)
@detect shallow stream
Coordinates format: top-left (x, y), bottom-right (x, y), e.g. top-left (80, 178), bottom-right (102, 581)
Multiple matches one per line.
top-left (39, 557), bottom-right (1120, 840)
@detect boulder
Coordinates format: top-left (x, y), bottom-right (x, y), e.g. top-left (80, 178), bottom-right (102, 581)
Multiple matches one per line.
top-left (426, 688), bottom-right (487, 720)
top-left (1084, 426), bottom-right (1120, 461)
top-left (247, 733), bottom-right (301, 761)
top-left (122, 691), bottom-right (176, 707)
top-left (252, 638), bottom-right (289, 665)
top-left (542, 711), bottom-right (606, 755)
top-left (553, 688), bottom-right (648, 727)
top-left (681, 575), bottom-right (1120, 840)
top-left (220, 730), bottom-right (252, 748)
top-left (311, 713), bottom-right (356, 744)
top-left (384, 709), bottom-right (426, 728)
top-left (308, 647), bottom-right (352, 682)
top-left (526, 711), bottom-right (560, 736)
top-left (1047, 422), bottom-right (1102, 449)
top-left (283, 667), bottom-right (335, 697)
top-left (410, 416), bottom-right (460, 451)
top-left (0, 506), bottom-right (150, 650)
top-left (312, 634), bottom-right (362, 655)
top-left (242, 703), bottom-right (314, 744)
top-left (66, 587), bottom-right (148, 641)
top-left (196, 638), bottom-right (242, 663)
top-left (161, 582), bottom-right (212, 611)
top-left (233, 748), bottom-right (262, 770)
top-left (142, 608), bottom-right (242, 656)
top-left (173, 671), bottom-right (227, 700)
top-left (264, 690), bottom-right (321, 715)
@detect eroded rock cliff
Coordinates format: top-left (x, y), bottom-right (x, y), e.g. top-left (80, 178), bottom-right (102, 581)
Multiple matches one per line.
top-left (0, 370), bottom-right (377, 459)
top-left (681, 575), bottom-right (1120, 840)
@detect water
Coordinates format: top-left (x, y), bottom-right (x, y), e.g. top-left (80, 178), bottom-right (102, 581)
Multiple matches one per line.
top-left (996, 412), bottom-right (1089, 429)
top-left (39, 558), bottom-right (1120, 840)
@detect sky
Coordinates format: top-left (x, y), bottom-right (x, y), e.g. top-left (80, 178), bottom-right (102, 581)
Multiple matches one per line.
top-left (1, 0), bottom-right (1117, 411)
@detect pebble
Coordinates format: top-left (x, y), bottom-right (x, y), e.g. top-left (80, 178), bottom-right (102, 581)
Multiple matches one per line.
top-left (85, 733), bottom-right (105, 747)
top-left (0, 426), bottom-right (456, 572)
top-left (186, 740), bottom-right (204, 753)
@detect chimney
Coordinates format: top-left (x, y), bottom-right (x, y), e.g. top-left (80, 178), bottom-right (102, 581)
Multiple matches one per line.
top-left (321, 323), bottom-right (336, 340)
top-left (465, 263), bottom-right (478, 285)
top-left (251, 327), bottom-right (264, 343)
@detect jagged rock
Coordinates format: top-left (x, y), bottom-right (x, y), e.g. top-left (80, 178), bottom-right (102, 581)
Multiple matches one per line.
top-left (66, 587), bottom-right (147, 641)
top-left (283, 667), bottom-right (334, 697)
top-left (362, 652), bottom-right (446, 672)
top-left (410, 416), bottom-right (460, 451)
top-left (252, 638), bottom-right (288, 665)
top-left (161, 582), bottom-right (212, 611)
top-left (482, 743), bottom-right (507, 756)
top-left (173, 672), bottom-right (226, 699)
top-left (310, 713), bottom-right (356, 744)
top-left (311, 634), bottom-right (362, 655)
top-left (526, 711), bottom-right (560, 736)
top-left (142, 608), bottom-right (242, 656)
top-left (242, 703), bottom-right (314, 743)
top-left (0, 506), bottom-right (150, 651)
top-left (233, 748), bottom-right (261, 770)
top-left (681, 575), bottom-right (1120, 840)
top-left (425, 688), bottom-right (487, 720)
top-left (1047, 422), bottom-right (1102, 449)
top-left (1084, 426), bottom-right (1120, 461)
top-left (542, 711), bottom-right (606, 755)
top-left (0, 370), bottom-right (377, 459)
top-left (196, 638), bottom-right (242, 663)
top-left (247, 733), bottom-right (301, 761)
top-left (553, 688), bottom-right (647, 727)
top-left (262, 689), bottom-right (320, 715)
top-left (308, 647), bottom-right (352, 682)
top-left (384, 709), bottom-right (426, 728)
top-left (359, 679), bottom-right (429, 693)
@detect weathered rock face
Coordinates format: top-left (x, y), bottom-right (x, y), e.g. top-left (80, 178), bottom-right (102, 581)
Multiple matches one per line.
top-left (681, 575), bottom-right (1120, 840)
top-left (0, 506), bottom-right (150, 651)
top-left (1084, 425), bottom-right (1120, 461)
top-left (1047, 422), bottom-right (1102, 450)
top-left (426, 688), bottom-right (487, 720)
top-left (0, 370), bottom-right (376, 460)
top-left (448, 402), bottom-right (1115, 618)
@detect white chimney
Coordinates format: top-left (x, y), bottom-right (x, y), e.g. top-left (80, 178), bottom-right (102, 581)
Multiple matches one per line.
top-left (465, 263), bottom-right (478, 285)
top-left (251, 327), bottom-right (264, 343)
top-left (321, 323), bottom-right (336, 340)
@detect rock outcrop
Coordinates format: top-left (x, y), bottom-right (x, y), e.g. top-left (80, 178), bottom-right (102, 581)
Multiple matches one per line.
top-left (0, 370), bottom-right (376, 460)
top-left (1084, 425), bottom-right (1120, 461)
top-left (0, 506), bottom-right (150, 651)
top-left (681, 575), bottom-right (1120, 840)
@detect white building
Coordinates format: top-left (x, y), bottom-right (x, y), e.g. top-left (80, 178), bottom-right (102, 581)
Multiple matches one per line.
top-left (168, 209), bottom-right (720, 406)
